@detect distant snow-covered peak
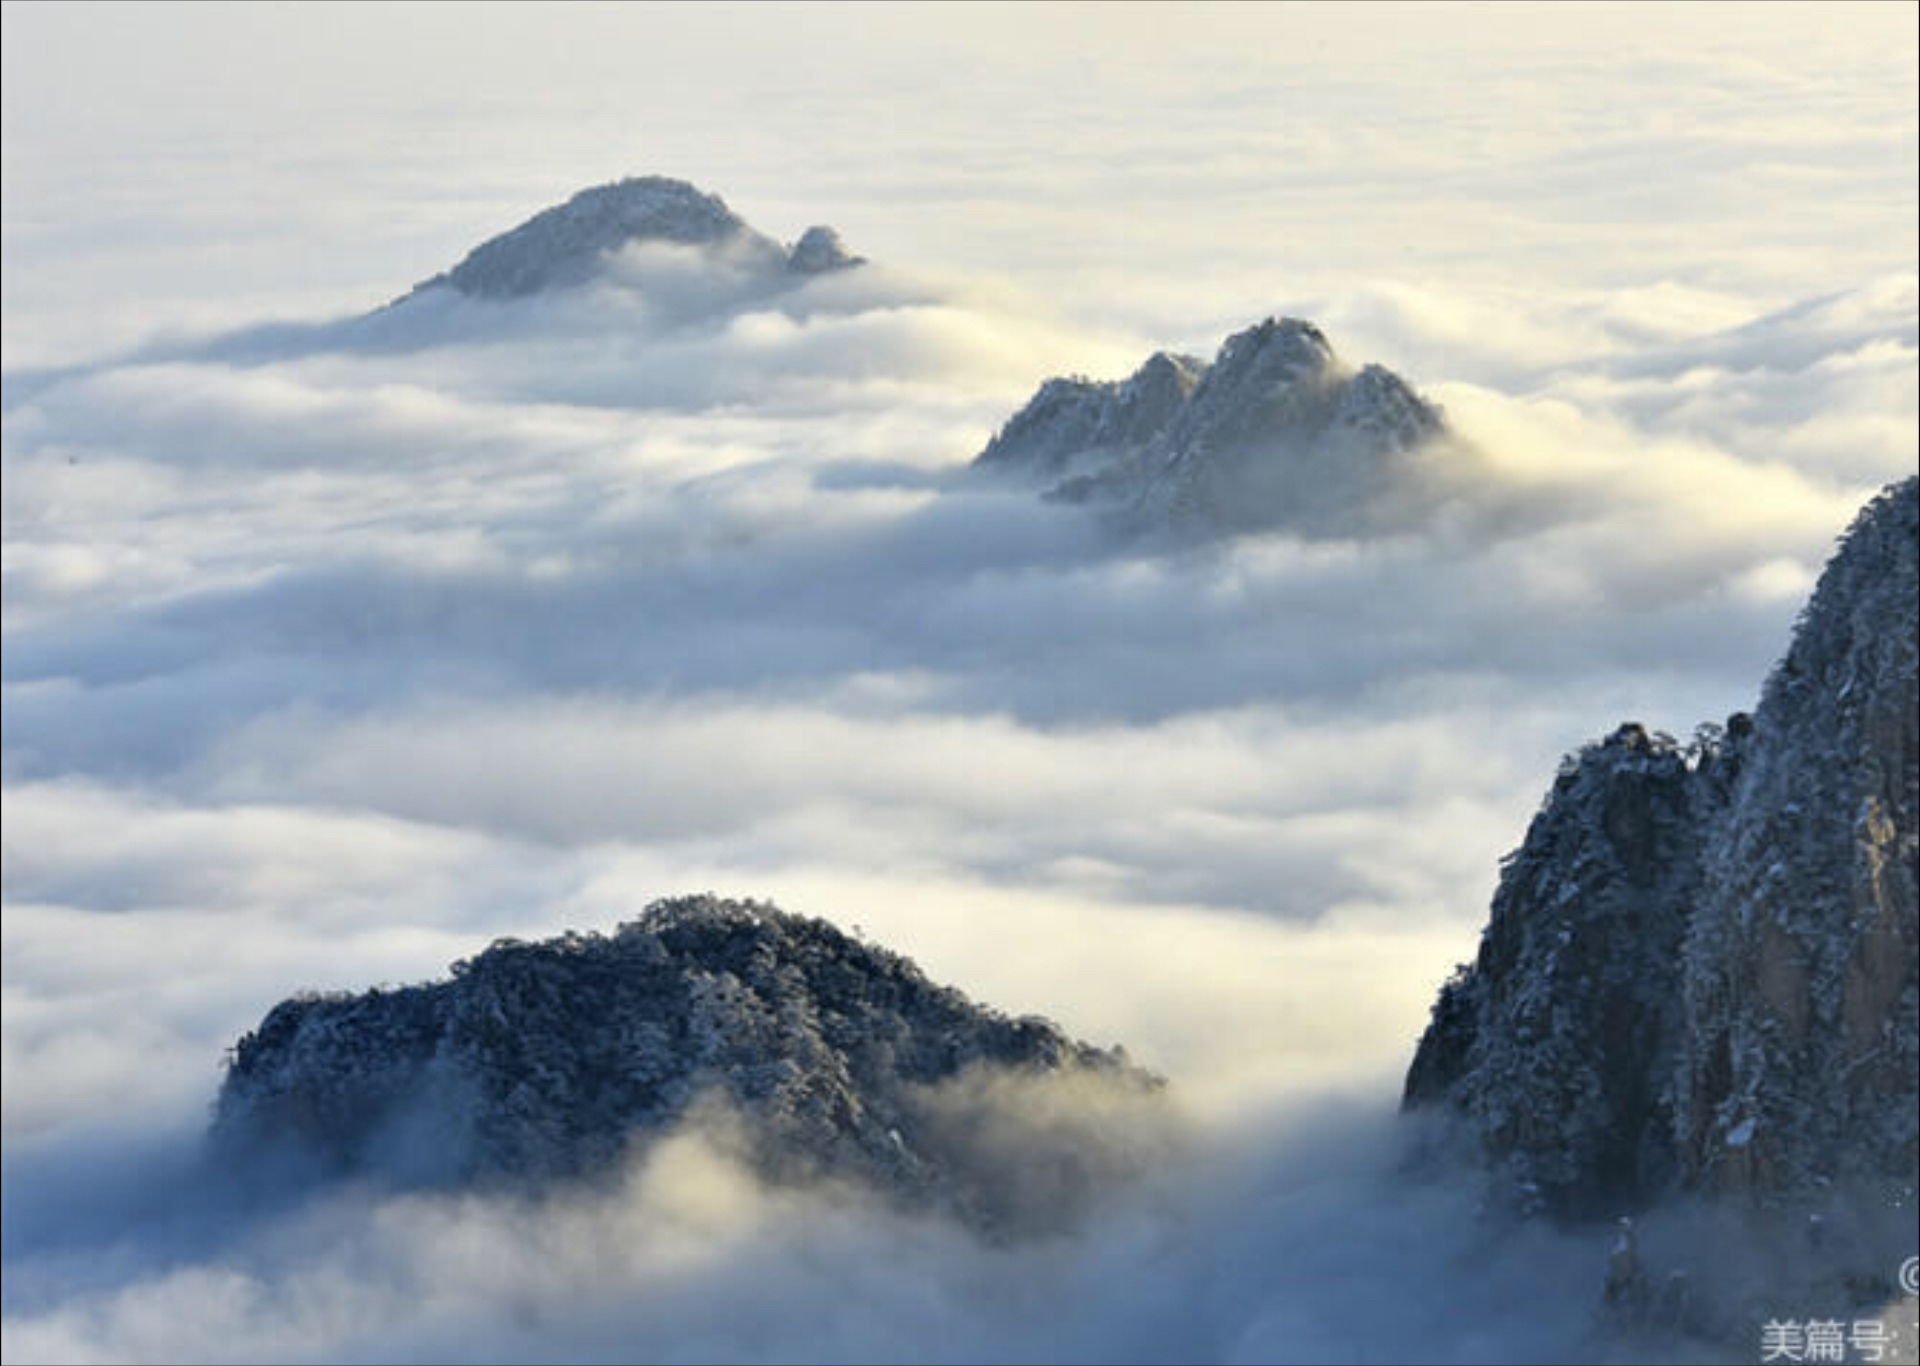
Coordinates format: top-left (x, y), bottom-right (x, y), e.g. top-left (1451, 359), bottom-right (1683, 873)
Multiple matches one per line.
top-left (788, 224), bottom-right (866, 273)
top-left (974, 316), bottom-right (1448, 537)
top-left (404, 177), bottom-right (863, 301)
top-left (1329, 363), bottom-right (1447, 452)
top-left (1211, 316), bottom-right (1337, 382)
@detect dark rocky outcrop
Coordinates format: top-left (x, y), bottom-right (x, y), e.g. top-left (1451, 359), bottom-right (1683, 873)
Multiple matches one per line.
top-left (975, 350), bottom-right (1206, 486)
top-left (214, 896), bottom-right (1162, 1231)
top-left (1402, 722), bottom-right (1715, 1218)
top-left (787, 224), bottom-right (866, 274)
top-left (973, 318), bottom-right (1446, 536)
top-left (1405, 477), bottom-right (1919, 1221)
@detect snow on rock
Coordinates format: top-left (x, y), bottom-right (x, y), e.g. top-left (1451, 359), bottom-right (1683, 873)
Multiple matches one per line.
top-left (213, 896), bottom-right (1162, 1232)
top-left (972, 318), bottom-right (1446, 537)
top-left (787, 224), bottom-right (865, 274)
top-left (403, 177), bottom-right (862, 300)
top-left (974, 351), bottom-right (1206, 487)
top-left (1405, 476), bottom-right (1919, 1219)
top-left (1401, 721), bottom-right (1709, 1218)
top-left (1674, 475), bottom-right (1919, 1200)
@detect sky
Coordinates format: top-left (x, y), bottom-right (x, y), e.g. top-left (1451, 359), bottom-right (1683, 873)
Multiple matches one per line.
top-left (2, 3), bottom-right (1916, 1362)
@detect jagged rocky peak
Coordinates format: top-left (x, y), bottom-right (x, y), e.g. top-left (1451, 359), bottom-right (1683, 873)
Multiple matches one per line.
top-left (1110, 350), bottom-right (1210, 445)
top-left (973, 315), bottom-right (1448, 536)
top-left (1406, 475), bottom-right (1918, 1222)
top-left (788, 224), bottom-right (865, 273)
top-left (213, 895), bottom-right (1162, 1230)
top-left (1151, 317), bottom-right (1343, 460)
top-left (974, 349), bottom-right (1205, 479)
top-left (408, 177), bottom-right (863, 300)
top-left (1331, 363), bottom-right (1447, 451)
top-left (1129, 349), bottom-right (1209, 394)
top-left (1201, 316), bottom-right (1336, 393)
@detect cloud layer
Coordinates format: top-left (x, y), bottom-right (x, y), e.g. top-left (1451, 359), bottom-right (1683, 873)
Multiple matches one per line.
top-left (4, 5), bottom-right (1916, 1360)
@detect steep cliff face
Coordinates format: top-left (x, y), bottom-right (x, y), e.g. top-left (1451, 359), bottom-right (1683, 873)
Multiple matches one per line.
top-left (1674, 478), bottom-right (1919, 1198)
top-left (213, 897), bottom-right (1160, 1229)
top-left (1405, 477), bottom-right (1918, 1219)
top-left (1402, 724), bottom-right (1716, 1217)
top-left (973, 318), bottom-right (1446, 537)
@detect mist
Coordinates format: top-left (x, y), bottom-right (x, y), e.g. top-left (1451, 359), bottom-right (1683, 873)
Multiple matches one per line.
top-left (4, 3), bottom-right (1916, 1362)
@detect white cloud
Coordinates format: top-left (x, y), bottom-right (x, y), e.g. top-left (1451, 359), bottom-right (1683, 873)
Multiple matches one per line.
top-left (2, 1093), bottom-right (1633, 1366)
top-left (3, 4), bottom-right (1915, 1358)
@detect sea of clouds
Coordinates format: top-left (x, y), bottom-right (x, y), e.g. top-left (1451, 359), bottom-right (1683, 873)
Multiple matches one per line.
top-left (3, 5), bottom-right (1915, 1362)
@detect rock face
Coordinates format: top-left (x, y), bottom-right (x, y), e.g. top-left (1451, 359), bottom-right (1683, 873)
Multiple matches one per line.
top-left (1402, 722), bottom-right (1715, 1217)
top-left (1674, 477), bottom-right (1919, 1199)
top-left (974, 318), bottom-right (1446, 535)
top-left (404, 177), bottom-right (862, 300)
top-left (975, 351), bottom-right (1207, 485)
top-left (1405, 477), bottom-right (1919, 1219)
top-left (214, 896), bottom-right (1158, 1226)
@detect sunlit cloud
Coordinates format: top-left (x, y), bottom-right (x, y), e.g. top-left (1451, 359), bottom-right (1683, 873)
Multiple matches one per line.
top-left (4, 2), bottom-right (1915, 1360)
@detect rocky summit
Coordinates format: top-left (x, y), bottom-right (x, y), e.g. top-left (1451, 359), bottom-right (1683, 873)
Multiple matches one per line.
top-left (1405, 476), bottom-right (1918, 1222)
top-left (213, 896), bottom-right (1161, 1231)
top-left (974, 318), bottom-right (1447, 536)
top-left (787, 223), bottom-right (866, 274)
top-left (402, 177), bottom-right (864, 301)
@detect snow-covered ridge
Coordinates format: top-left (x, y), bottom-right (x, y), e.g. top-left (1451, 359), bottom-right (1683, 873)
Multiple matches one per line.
top-left (213, 896), bottom-right (1160, 1229)
top-left (403, 176), bottom-right (864, 301)
top-left (974, 318), bottom-right (1447, 535)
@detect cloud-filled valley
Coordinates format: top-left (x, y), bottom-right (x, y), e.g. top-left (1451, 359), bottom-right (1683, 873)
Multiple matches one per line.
top-left (4, 6), bottom-right (1917, 1362)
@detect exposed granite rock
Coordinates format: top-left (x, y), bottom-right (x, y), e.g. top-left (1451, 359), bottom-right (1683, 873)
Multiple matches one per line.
top-left (1674, 476), bottom-right (1919, 1199)
top-left (1405, 476), bottom-right (1918, 1219)
top-left (1402, 722), bottom-right (1712, 1217)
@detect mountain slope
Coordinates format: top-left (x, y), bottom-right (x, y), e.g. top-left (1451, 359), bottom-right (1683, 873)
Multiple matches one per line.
top-left (400, 176), bottom-right (863, 302)
top-left (975, 350), bottom-right (1206, 485)
top-left (1401, 721), bottom-right (1715, 1217)
top-left (974, 318), bottom-right (1447, 536)
top-left (1405, 476), bottom-right (1919, 1221)
top-left (1673, 477), bottom-right (1919, 1198)
top-left (213, 896), bottom-right (1162, 1230)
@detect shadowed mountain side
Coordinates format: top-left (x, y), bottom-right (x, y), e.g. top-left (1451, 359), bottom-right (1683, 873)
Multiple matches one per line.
top-left (213, 896), bottom-right (1168, 1236)
top-left (400, 176), bottom-right (864, 303)
top-left (1404, 477), bottom-right (1918, 1336)
top-left (973, 317), bottom-right (1454, 538)
top-left (1404, 477), bottom-right (1917, 1215)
